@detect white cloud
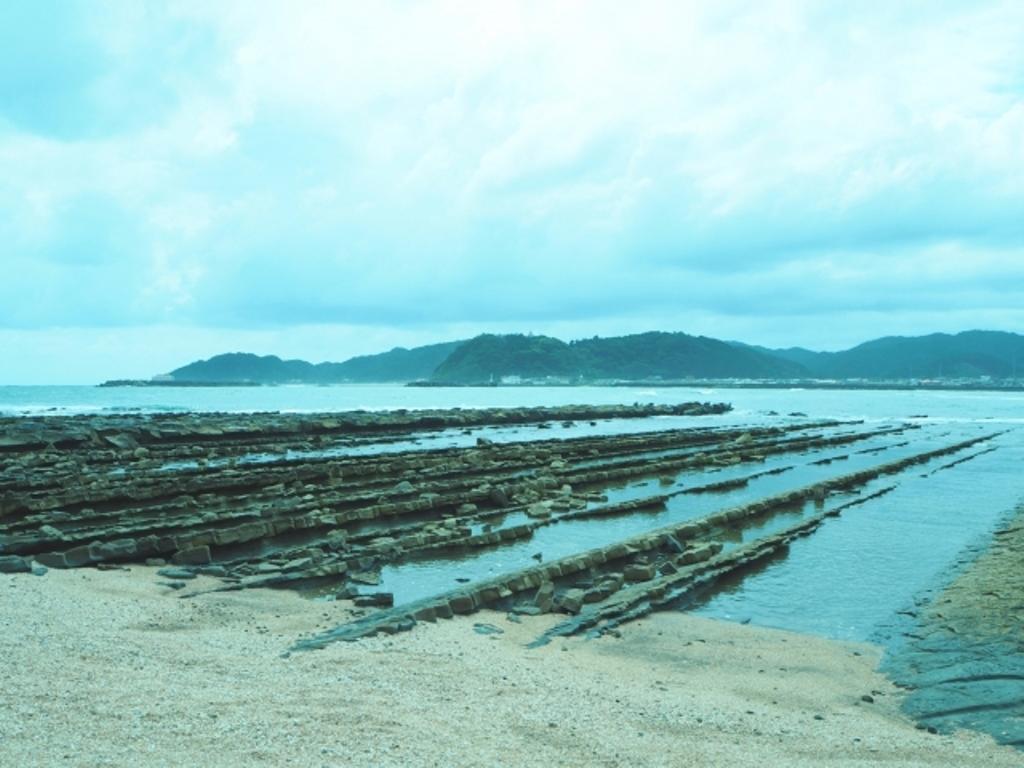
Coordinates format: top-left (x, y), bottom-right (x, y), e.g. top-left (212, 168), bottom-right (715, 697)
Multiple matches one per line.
top-left (1, 0), bottom-right (1023, 379)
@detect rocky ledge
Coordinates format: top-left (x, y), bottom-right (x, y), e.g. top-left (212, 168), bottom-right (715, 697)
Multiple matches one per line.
top-left (882, 510), bottom-right (1024, 749)
top-left (0, 404), bottom-right (1001, 654)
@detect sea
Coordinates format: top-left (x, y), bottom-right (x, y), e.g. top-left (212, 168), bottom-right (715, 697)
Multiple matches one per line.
top-left (2, 383), bottom-right (1024, 423)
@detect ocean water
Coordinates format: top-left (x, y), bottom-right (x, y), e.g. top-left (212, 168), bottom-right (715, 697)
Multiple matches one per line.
top-left (3, 383), bottom-right (1024, 424)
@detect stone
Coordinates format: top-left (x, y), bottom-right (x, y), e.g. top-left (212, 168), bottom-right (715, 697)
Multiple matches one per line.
top-left (89, 538), bottom-right (137, 561)
top-left (412, 606), bottom-right (438, 622)
top-left (30, 563), bottom-right (48, 577)
top-left (282, 557), bottom-right (312, 572)
top-left (557, 588), bottom-right (585, 615)
top-left (393, 480), bottom-right (414, 494)
top-left (34, 552), bottom-right (69, 569)
top-left (171, 545), bottom-right (212, 566)
top-left (624, 563), bottom-right (656, 583)
top-left (39, 524), bottom-right (64, 540)
top-left (526, 502), bottom-right (552, 519)
top-left (533, 581), bottom-right (555, 612)
top-left (0, 555), bottom-right (31, 574)
top-left (63, 544), bottom-right (96, 567)
top-left (448, 593), bottom-right (476, 614)
top-left (353, 592), bottom-right (394, 608)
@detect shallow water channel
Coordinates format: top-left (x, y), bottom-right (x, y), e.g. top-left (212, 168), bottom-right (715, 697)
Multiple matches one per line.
top-left (348, 417), bottom-right (1020, 650)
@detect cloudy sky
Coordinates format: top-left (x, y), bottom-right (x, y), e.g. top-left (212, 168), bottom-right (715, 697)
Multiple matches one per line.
top-left (2, 1), bottom-right (1023, 383)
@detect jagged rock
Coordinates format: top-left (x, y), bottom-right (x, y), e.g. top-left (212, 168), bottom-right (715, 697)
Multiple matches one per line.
top-left (172, 545), bottom-right (211, 566)
top-left (282, 557), bottom-right (312, 572)
top-left (448, 593), bottom-right (475, 614)
top-left (39, 524), bottom-right (64, 540)
top-left (89, 538), bottom-right (137, 561)
top-left (526, 502), bottom-right (552, 519)
top-left (533, 581), bottom-right (555, 612)
top-left (63, 545), bottom-right (95, 567)
top-left (0, 555), bottom-right (31, 574)
top-left (624, 563), bottom-right (656, 582)
top-left (35, 552), bottom-right (69, 569)
top-left (393, 481), bottom-right (414, 494)
top-left (556, 589), bottom-right (585, 614)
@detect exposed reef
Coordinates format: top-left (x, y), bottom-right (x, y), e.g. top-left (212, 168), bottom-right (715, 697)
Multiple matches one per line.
top-left (0, 404), bottom-right (1006, 660)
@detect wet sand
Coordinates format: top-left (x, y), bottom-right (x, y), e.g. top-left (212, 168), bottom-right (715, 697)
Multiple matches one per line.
top-left (1, 567), bottom-right (1019, 768)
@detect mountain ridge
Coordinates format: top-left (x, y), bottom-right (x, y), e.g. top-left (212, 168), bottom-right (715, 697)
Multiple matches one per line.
top-left (154, 330), bottom-right (1024, 385)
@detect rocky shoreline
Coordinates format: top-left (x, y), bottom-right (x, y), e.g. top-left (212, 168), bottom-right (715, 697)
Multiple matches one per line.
top-left (883, 508), bottom-right (1024, 748)
top-left (0, 405), bottom-right (941, 634)
top-left (0, 404), bottom-right (1002, 648)
top-left (2, 403), bottom-right (1021, 762)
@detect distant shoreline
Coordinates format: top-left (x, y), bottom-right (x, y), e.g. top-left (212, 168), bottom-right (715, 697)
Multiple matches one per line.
top-left (96, 378), bottom-right (1024, 393)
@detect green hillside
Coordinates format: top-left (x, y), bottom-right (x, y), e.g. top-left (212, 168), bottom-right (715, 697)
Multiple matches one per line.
top-left (169, 341), bottom-right (464, 384)
top-left (430, 331), bottom-right (805, 383)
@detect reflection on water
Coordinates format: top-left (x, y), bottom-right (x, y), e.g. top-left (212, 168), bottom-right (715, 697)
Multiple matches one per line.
top-left (365, 421), bottom-right (1019, 647)
top-left (693, 428), bottom-right (1024, 645)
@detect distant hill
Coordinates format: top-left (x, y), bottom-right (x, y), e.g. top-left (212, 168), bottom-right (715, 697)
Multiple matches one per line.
top-left (315, 341), bottom-right (463, 382)
top-left (168, 341), bottom-right (463, 384)
top-left (431, 332), bottom-right (804, 383)
top-left (156, 329), bottom-right (1024, 386)
top-left (785, 331), bottom-right (1024, 379)
top-left (431, 335), bottom-right (577, 383)
top-left (573, 332), bottom-right (805, 380)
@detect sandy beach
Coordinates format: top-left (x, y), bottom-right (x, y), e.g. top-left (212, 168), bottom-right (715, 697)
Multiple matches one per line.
top-left (1, 567), bottom-right (1019, 768)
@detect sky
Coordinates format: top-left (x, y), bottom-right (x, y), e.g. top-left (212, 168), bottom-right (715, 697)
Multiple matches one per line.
top-left (2, 0), bottom-right (1023, 383)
